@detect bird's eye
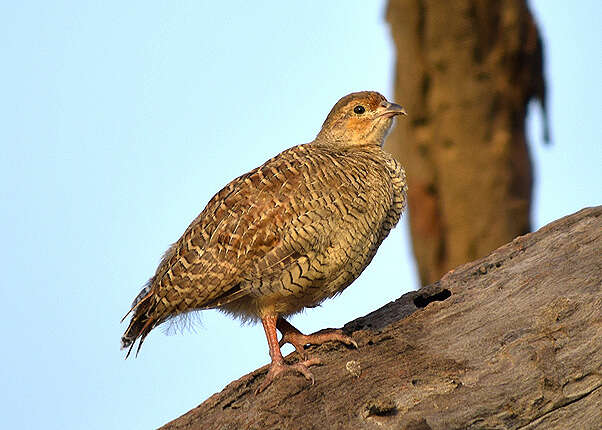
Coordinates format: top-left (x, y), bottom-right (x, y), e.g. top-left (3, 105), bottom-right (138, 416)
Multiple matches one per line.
top-left (353, 105), bottom-right (366, 115)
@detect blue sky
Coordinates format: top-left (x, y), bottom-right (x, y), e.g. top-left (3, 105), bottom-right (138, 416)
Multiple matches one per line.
top-left (0, 1), bottom-right (599, 429)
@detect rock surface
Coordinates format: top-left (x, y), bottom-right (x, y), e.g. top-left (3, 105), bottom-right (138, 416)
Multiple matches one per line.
top-left (161, 207), bottom-right (601, 430)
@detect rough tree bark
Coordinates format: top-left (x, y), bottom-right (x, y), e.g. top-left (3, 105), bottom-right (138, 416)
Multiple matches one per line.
top-left (160, 206), bottom-right (601, 430)
top-left (385, 0), bottom-right (548, 285)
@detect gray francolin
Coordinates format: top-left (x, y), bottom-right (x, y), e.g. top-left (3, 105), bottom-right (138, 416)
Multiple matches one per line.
top-left (121, 91), bottom-right (407, 392)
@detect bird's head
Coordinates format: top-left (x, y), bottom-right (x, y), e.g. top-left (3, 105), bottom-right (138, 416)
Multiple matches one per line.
top-left (316, 91), bottom-right (406, 148)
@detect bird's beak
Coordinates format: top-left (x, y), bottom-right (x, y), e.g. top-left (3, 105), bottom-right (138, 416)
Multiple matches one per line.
top-left (379, 102), bottom-right (407, 118)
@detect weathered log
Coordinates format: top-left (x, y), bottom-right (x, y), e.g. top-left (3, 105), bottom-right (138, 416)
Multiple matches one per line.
top-left (161, 206), bottom-right (601, 430)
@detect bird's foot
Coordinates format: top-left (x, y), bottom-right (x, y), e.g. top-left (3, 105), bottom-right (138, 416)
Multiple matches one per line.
top-left (255, 357), bottom-right (321, 394)
top-left (279, 327), bottom-right (358, 359)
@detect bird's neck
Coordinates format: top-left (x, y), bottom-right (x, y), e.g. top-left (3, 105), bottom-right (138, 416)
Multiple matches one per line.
top-left (312, 133), bottom-right (385, 150)
top-left (312, 141), bottom-right (385, 154)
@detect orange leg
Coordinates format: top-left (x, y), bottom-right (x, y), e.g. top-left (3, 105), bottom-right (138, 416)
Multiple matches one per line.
top-left (277, 317), bottom-right (358, 359)
top-left (256, 315), bottom-right (320, 394)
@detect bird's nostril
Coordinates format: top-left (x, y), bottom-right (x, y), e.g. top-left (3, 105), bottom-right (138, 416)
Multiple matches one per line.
top-left (380, 100), bottom-right (389, 108)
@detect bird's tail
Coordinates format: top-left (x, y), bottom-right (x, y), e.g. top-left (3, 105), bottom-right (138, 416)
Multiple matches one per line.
top-left (121, 284), bottom-right (160, 358)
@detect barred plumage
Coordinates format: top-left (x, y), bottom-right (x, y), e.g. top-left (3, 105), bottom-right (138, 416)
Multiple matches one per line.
top-left (121, 91), bottom-right (407, 391)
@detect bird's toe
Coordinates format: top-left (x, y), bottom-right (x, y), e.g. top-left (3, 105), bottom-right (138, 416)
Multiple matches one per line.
top-left (255, 358), bottom-right (320, 394)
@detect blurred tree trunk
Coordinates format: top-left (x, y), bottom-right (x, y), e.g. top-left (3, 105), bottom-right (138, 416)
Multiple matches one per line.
top-left (385, 0), bottom-right (547, 286)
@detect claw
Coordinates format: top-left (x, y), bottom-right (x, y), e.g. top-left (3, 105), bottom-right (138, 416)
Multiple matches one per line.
top-left (259, 316), bottom-right (353, 393)
top-left (255, 357), bottom-right (321, 394)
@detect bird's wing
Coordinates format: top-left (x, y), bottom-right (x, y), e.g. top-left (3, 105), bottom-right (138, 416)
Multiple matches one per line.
top-left (149, 144), bottom-right (369, 311)
top-left (214, 146), bottom-right (374, 302)
top-left (141, 146), bottom-right (313, 305)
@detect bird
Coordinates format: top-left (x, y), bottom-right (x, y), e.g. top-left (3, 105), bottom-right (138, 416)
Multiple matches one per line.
top-left (121, 91), bottom-right (407, 392)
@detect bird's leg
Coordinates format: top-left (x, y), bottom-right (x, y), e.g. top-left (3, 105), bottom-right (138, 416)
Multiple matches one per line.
top-left (277, 317), bottom-right (358, 359)
top-left (256, 315), bottom-right (320, 394)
